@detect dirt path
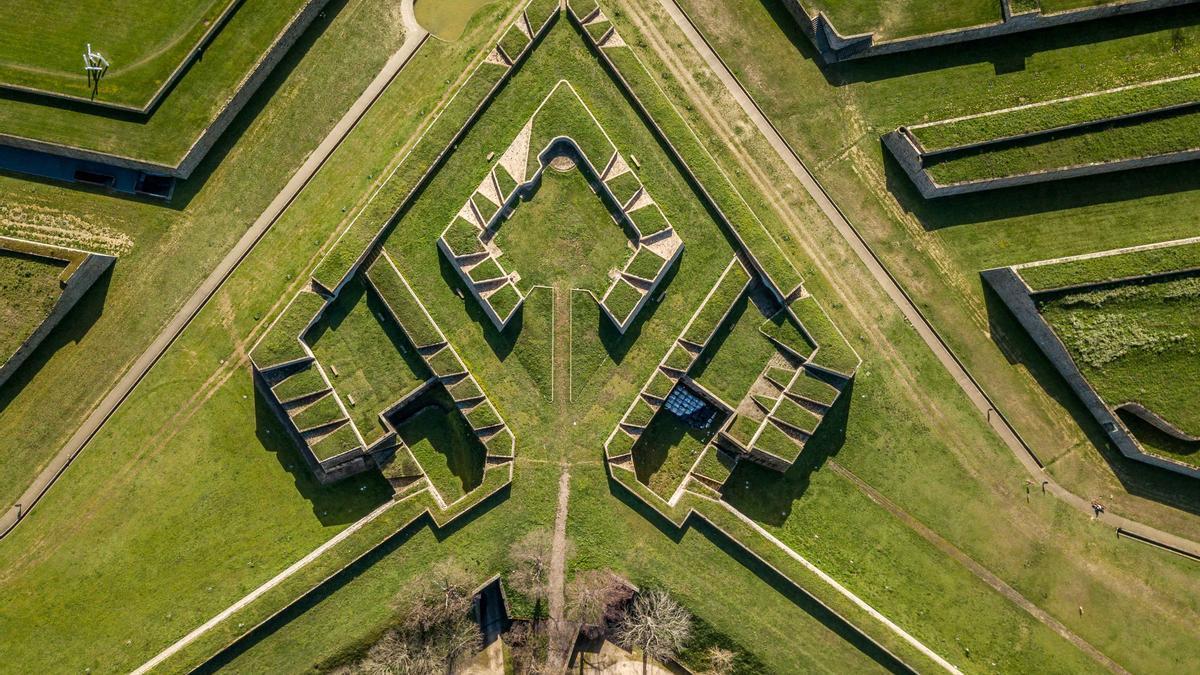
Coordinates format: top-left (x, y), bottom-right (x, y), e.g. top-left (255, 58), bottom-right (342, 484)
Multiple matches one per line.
top-left (547, 284), bottom-right (575, 666)
top-left (828, 461), bottom-right (1131, 675)
top-left (650, 0), bottom-right (1200, 562)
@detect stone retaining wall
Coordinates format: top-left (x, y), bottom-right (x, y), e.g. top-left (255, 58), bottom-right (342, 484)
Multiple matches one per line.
top-left (884, 126), bottom-right (1200, 199)
top-left (781, 0), bottom-right (1198, 63)
top-left (982, 266), bottom-right (1200, 479)
top-left (0, 251), bottom-right (115, 391)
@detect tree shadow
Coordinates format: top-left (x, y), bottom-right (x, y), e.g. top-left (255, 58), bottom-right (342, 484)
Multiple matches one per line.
top-left (755, 0), bottom-right (1200, 86)
top-left (0, 263), bottom-right (113, 408)
top-left (253, 381), bottom-right (392, 526)
top-left (982, 285), bottom-right (1200, 516)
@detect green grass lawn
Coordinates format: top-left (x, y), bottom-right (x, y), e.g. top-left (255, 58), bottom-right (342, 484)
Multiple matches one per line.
top-left (304, 277), bottom-right (430, 445)
top-left (0, 0), bottom-right (411, 513)
top-left (0, 250), bottom-right (65, 361)
top-left (925, 107), bottom-right (1200, 185)
top-left (397, 398), bottom-right (486, 502)
top-left (690, 292), bottom-right (777, 406)
top-left (416, 0), bottom-right (500, 41)
top-left (632, 408), bottom-right (713, 498)
top-left (1019, 240), bottom-right (1200, 290)
top-left (613, 0), bottom-right (1200, 669)
top-left (9, 2), bottom-right (1200, 674)
top-left (495, 167), bottom-right (634, 295)
top-left (910, 75), bottom-right (1200, 152)
top-left (0, 0), bottom-right (238, 107)
top-left (799, 0), bottom-right (1000, 41)
top-left (0, 0), bottom-right (315, 164)
top-left (1040, 276), bottom-right (1200, 451)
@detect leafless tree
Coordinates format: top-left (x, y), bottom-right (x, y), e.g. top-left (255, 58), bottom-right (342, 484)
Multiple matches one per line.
top-left (507, 622), bottom-right (552, 674)
top-left (507, 528), bottom-right (555, 604)
top-left (342, 559), bottom-right (481, 674)
top-left (614, 589), bottom-right (692, 675)
top-left (565, 570), bottom-right (634, 639)
top-left (705, 646), bottom-right (736, 675)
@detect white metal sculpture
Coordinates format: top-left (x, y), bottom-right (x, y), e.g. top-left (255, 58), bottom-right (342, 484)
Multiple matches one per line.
top-left (83, 44), bottom-right (110, 88)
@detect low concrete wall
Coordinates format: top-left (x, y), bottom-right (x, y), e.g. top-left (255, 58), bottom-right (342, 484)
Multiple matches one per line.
top-left (782, 0), bottom-right (1198, 63)
top-left (885, 126), bottom-right (1200, 199)
top-left (0, 252), bottom-right (115, 391)
top-left (982, 267), bottom-right (1200, 479)
top-left (0, 0), bottom-right (332, 180)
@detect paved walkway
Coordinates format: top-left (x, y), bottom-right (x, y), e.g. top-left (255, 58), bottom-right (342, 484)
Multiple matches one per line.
top-left (657, 0), bottom-right (1200, 561)
top-left (0, 3), bottom-right (429, 540)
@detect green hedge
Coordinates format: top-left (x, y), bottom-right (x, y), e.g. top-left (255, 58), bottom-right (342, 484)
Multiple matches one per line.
top-left (271, 366), bottom-right (329, 403)
top-left (427, 347), bottom-right (465, 377)
top-left (788, 371), bottom-right (840, 406)
top-left (771, 398), bottom-right (821, 435)
top-left (291, 393), bottom-right (346, 432)
top-left (604, 277), bottom-right (643, 323)
top-left (605, 170), bottom-right (642, 206)
top-left (760, 309), bottom-right (815, 360)
top-left (487, 282), bottom-right (523, 320)
top-left (753, 421), bottom-right (802, 463)
top-left (683, 262), bottom-right (749, 346)
top-left (308, 424), bottom-right (362, 461)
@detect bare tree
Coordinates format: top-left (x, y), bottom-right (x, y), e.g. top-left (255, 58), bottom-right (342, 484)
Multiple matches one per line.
top-left (614, 589), bottom-right (693, 675)
top-left (705, 646), bottom-right (736, 675)
top-left (565, 570), bottom-right (634, 639)
top-left (507, 528), bottom-right (555, 604)
top-left (342, 559), bottom-right (482, 674)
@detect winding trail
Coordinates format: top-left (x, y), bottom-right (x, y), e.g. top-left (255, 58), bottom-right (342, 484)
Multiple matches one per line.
top-left (654, 0), bottom-right (1200, 560)
top-left (0, 1), bottom-right (430, 540)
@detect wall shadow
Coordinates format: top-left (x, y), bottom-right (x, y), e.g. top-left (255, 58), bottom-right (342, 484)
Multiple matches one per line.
top-left (756, 0), bottom-right (1200, 85)
top-left (0, 264), bottom-right (113, 409)
top-left (721, 380), bottom-right (852, 527)
top-left (882, 144), bottom-right (1200, 231)
top-left (253, 381), bottom-right (393, 526)
top-left (982, 285), bottom-right (1200, 516)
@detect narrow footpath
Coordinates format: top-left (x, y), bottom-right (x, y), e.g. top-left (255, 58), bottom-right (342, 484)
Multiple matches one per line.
top-left (547, 284), bottom-right (575, 667)
top-left (0, 2), bottom-right (430, 540)
top-left (828, 461), bottom-right (1131, 675)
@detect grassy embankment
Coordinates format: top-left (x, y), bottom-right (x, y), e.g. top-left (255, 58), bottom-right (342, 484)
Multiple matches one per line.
top-left (0, 0), bottom-right (309, 163)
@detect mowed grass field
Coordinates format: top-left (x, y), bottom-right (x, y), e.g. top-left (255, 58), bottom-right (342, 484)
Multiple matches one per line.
top-left (669, 0), bottom-right (1200, 537)
top-left (615, 0), bottom-right (1200, 670)
top-left (0, 250), bottom-right (65, 360)
top-left (0, 0), bottom-right (310, 163)
top-left (0, 0), bottom-right (235, 106)
top-left (799, 0), bottom-right (1000, 41)
top-left (415, 0), bottom-right (499, 41)
top-left (188, 7), bottom-right (1190, 672)
top-left (2, 2), bottom-right (1197, 674)
top-left (0, 0), bottom-right (409, 513)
